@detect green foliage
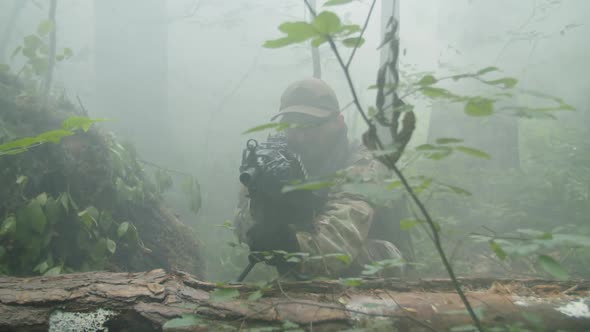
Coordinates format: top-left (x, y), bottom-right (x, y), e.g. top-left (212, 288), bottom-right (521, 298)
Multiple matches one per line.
top-left (538, 254), bottom-right (569, 280)
top-left (0, 117), bottom-right (104, 156)
top-left (263, 10), bottom-right (361, 50)
top-left (0, 190), bottom-right (139, 275)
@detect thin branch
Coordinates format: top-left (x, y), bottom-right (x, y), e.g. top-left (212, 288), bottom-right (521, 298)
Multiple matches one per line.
top-left (303, 1), bottom-right (483, 331)
top-left (345, 0), bottom-right (377, 69)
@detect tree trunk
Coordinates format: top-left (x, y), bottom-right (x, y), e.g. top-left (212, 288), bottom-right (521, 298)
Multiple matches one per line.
top-left (1, 269), bottom-right (588, 331)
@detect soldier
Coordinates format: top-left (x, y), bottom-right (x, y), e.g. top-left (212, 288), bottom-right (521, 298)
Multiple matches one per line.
top-left (234, 78), bottom-right (413, 279)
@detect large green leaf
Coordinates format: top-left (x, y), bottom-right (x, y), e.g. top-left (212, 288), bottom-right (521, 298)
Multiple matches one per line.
top-left (117, 222), bottom-right (130, 238)
top-left (312, 11), bottom-right (342, 34)
top-left (44, 197), bottom-right (63, 225)
top-left (464, 97), bottom-right (494, 116)
top-left (44, 266), bottom-right (62, 276)
top-left (538, 254), bottom-right (569, 280)
top-left (77, 206), bottom-right (99, 230)
top-left (61, 116), bottom-right (106, 132)
top-left (263, 21), bottom-right (318, 48)
top-left (23, 200), bottom-right (48, 234)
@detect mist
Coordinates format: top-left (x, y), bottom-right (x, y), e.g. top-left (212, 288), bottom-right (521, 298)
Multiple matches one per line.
top-left (1, 0), bottom-right (589, 317)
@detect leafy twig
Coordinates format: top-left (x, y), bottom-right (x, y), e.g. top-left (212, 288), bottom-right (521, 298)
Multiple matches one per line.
top-left (302, 1), bottom-right (484, 331)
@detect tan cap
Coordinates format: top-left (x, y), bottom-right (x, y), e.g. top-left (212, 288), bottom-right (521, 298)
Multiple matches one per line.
top-left (271, 78), bottom-right (340, 121)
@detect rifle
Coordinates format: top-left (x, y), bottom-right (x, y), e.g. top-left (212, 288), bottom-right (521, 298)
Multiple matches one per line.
top-left (237, 133), bottom-right (315, 281)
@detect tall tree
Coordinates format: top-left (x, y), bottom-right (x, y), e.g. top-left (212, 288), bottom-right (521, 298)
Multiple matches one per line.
top-left (94, 0), bottom-right (170, 163)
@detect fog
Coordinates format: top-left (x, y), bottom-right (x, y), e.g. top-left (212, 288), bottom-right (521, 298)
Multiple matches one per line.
top-left (1, 0), bottom-right (588, 281)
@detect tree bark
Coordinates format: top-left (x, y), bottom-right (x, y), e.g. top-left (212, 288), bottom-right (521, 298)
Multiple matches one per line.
top-left (1, 269), bottom-right (589, 331)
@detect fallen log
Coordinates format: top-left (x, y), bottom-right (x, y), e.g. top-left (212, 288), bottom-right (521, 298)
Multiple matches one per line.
top-left (1, 269), bottom-right (589, 331)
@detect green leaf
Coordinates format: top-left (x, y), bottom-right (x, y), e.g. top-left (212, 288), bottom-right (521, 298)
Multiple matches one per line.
top-left (61, 116), bottom-right (106, 132)
top-left (324, 0), bottom-right (354, 6)
top-left (0, 64), bottom-right (9, 72)
top-left (44, 266), bottom-right (61, 276)
top-left (263, 21), bottom-right (318, 48)
top-left (342, 37), bottom-right (364, 48)
top-left (312, 11), bottom-right (342, 34)
top-left (247, 290), bottom-right (263, 301)
top-left (44, 197), bottom-right (63, 225)
top-left (325, 253), bottom-right (352, 265)
top-left (339, 278), bottom-right (364, 287)
top-left (63, 47), bottom-right (73, 58)
top-left (400, 219), bottom-right (424, 231)
top-left (420, 86), bottom-right (459, 99)
top-left (455, 146), bottom-right (491, 160)
top-left (242, 122), bottom-right (290, 134)
top-left (33, 261), bottom-right (49, 274)
top-left (476, 66), bottom-right (499, 76)
top-left (484, 77), bottom-right (518, 89)
top-left (162, 314), bottom-right (202, 329)
top-left (37, 129), bottom-right (75, 143)
top-left (106, 238), bottom-right (117, 254)
top-left (538, 254), bottom-right (569, 280)
top-left (37, 20), bottom-right (54, 36)
top-left (282, 181), bottom-right (336, 193)
top-left (36, 193), bottom-right (48, 206)
top-left (435, 138), bottom-right (463, 144)
top-left (210, 288), bottom-right (240, 302)
top-left (0, 216), bottom-right (16, 237)
top-left (25, 200), bottom-right (47, 234)
top-left (78, 206), bottom-right (99, 230)
top-left (23, 35), bottom-right (42, 51)
top-left (16, 175), bottom-right (28, 185)
top-left (310, 35), bottom-right (327, 47)
top-left (489, 240), bottom-right (507, 260)
top-left (117, 222), bottom-right (130, 238)
top-left (439, 183), bottom-right (472, 196)
top-left (417, 74), bottom-right (437, 86)
top-left (464, 97), bottom-right (494, 116)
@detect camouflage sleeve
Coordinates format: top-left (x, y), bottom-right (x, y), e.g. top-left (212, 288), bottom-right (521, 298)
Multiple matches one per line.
top-left (294, 149), bottom-right (386, 277)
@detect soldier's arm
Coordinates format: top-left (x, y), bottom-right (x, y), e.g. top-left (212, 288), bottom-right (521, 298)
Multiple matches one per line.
top-left (294, 192), bottom-right (374, 276)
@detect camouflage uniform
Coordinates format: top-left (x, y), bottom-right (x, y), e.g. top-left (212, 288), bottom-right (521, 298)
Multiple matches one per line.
top-left (234, 78), bottom-right (411, 278)
top-left (234, 142), bottom-right (409, 278)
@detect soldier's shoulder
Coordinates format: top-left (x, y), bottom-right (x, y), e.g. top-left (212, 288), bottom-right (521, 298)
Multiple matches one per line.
top-left (344, 141), bottom-right (387, 179)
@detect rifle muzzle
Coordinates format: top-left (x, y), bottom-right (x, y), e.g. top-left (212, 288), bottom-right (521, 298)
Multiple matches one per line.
top-left (239, 167), bottom-right (258, 187)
